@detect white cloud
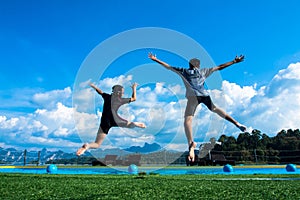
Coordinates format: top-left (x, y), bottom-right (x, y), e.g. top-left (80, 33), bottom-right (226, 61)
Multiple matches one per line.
top-left (266, 62), bottom-right (300, 97)
top-left (221, 62), bottom-right (300, 135)
top-left (274, 62), bottom-right (300, 80)
top-left (0, 87), bottom-right (81, 152)
top-left (154, 82), bottom-right (169, 95)
top-left (2, 63), bottom-right (300, 152)
top-left (53, 127), bottom-right (71, 137)
top-left (98, 75), bottom-right (133, 93)
top-left (0, 116), bottom-right (19, 129)
top-left (221, 80), bottom-right (257, 107)
top-left (35, 102), bottom-right (73, 123)
top-left (0, 115), bottom-right (47, 134)
top-left (32, 87), bottom-right (72, 109)
top-left (28, 120), bottom-right (48, 132)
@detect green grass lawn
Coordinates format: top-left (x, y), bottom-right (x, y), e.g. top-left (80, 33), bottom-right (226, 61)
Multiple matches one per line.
top-left (1, 173), bottom-right (300, 200)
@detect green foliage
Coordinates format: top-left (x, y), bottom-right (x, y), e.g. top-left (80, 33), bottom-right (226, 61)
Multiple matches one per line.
top-left (0, 173), bottom-right (299, 199)
top-left (214, 129), bottom-right (300, 164)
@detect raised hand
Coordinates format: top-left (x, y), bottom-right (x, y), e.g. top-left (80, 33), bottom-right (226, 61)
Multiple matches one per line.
top-left (148, 52), bottom-right (157, 61)
top-left (131, 82), bottom-right (138, 89)
top-left (234, 55), bottom-right (245, 63)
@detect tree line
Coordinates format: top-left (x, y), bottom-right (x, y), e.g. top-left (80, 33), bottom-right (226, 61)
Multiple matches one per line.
top-left (212, 129), bottom-right (300, 164)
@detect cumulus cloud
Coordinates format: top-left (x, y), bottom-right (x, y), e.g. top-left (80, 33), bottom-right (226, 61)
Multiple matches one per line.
top-left (209, 62), bottom-right (300, 137)
top-left (98, 75), bottom-right (133, 93)
top-left (274, 62), bottom-right (300, 80)
top-left (0, 102), bottom-right (80, 152)
top-left (0, 87), bottom-right (81, 152)
top-left (241, 62), bottom-right (300, 133)
top-left (33, 87), bottom-right (72, 109)
top-left (221, 80), bottom-right (257, 107)
top-left (2, 62), bottom-right (300, 152)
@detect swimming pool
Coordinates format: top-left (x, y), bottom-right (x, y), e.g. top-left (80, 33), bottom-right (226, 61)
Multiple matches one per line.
top-left (0, 165), bottom-right (299, 175)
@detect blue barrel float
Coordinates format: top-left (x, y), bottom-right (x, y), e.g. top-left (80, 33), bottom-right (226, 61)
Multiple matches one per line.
top-left (223, 164), bottom-right (233, 173)
top-left (286, 164), bottom-right (297, 172)
top-left (46, 164), bottom-right (58, 174)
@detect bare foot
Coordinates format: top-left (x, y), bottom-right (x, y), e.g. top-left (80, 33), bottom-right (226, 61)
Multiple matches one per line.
top-left (76, 144), bottom-right (88, 156)
top-left (236, 123), bottom-right (247, 132)
top-left (133, 122), bottom-right (146, 128)
top-left (188, 141), bottom-right (197, 162)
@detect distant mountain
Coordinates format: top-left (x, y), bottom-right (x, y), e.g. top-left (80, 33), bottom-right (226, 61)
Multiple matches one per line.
top-left (39, 148), bottom-right (78, 163)
top-left (0, 142), bottom-right (165, 164)
top-left (89, 143), bottom-right (163, 157)
top-left (0, 147), bottom-right (23, 163)
top-left (0, 147), bottom-right (78, 165)
top-left (123, 142), bottom-right (162, 153)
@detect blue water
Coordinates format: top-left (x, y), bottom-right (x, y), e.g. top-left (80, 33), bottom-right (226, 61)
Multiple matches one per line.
top-left (155, 167), bottom-right (299, 175)
top-left (0, 166), bottom-right (299, 175)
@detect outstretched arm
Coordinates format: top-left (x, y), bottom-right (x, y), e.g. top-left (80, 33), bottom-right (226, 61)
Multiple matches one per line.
top-left (212, 55), bottom-right (245, 72)
top-left (148, 53), bottom-right (172, 70)
top-left (130, 83), bottom-right (138, 102)
top-left (90, 83), bottom-right (103, 95)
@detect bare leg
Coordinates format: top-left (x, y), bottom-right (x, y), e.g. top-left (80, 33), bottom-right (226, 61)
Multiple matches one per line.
top-left (76, 127), bottom-right (107, 156)
top-left (211, 106), bottom-right (246, 132)
top-left (184, 116), bottom-right (193, 145)
top-left (184, 116), bottom-right (197, 162)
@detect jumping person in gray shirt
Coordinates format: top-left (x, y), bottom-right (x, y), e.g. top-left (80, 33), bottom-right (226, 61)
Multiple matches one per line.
top-left (149, 53), bottom-right (246, 162)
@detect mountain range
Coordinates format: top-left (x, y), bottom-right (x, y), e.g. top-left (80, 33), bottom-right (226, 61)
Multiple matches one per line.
top-left (0, 142), bottom-right (167, 165)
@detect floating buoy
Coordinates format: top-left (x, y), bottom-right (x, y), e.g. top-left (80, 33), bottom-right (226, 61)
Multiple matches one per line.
top-left (46, 164), bottom-right (58, 174)
top-left (223, 164), bottom-right (233, 173)
top-left (286, 164), bottom-right (297, 172)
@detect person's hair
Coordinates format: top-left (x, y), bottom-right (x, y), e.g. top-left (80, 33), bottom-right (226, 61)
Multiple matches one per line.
top-left (112, 85), bottom-right (123, 95)
top-left (189, 58), bottom-right (200, 69)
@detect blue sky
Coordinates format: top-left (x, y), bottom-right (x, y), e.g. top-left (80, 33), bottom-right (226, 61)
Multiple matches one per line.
top-left (1, 0), bottom-right (300, 153)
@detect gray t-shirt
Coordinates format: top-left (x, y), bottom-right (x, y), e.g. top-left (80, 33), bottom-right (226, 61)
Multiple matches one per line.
top-left (171, 66), bottom-right (214, 97)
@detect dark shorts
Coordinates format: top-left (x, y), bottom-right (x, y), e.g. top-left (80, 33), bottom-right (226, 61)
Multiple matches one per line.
top-left (100, 116), bottom-right (129, 134)
top-left (185, 96), bottom-right (216, 117)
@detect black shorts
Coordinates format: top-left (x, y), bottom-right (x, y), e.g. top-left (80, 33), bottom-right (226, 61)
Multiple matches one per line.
top-left (100, 116), bottom-right (129, 134)
top-left (184, 96), bottom-right (215, 117)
